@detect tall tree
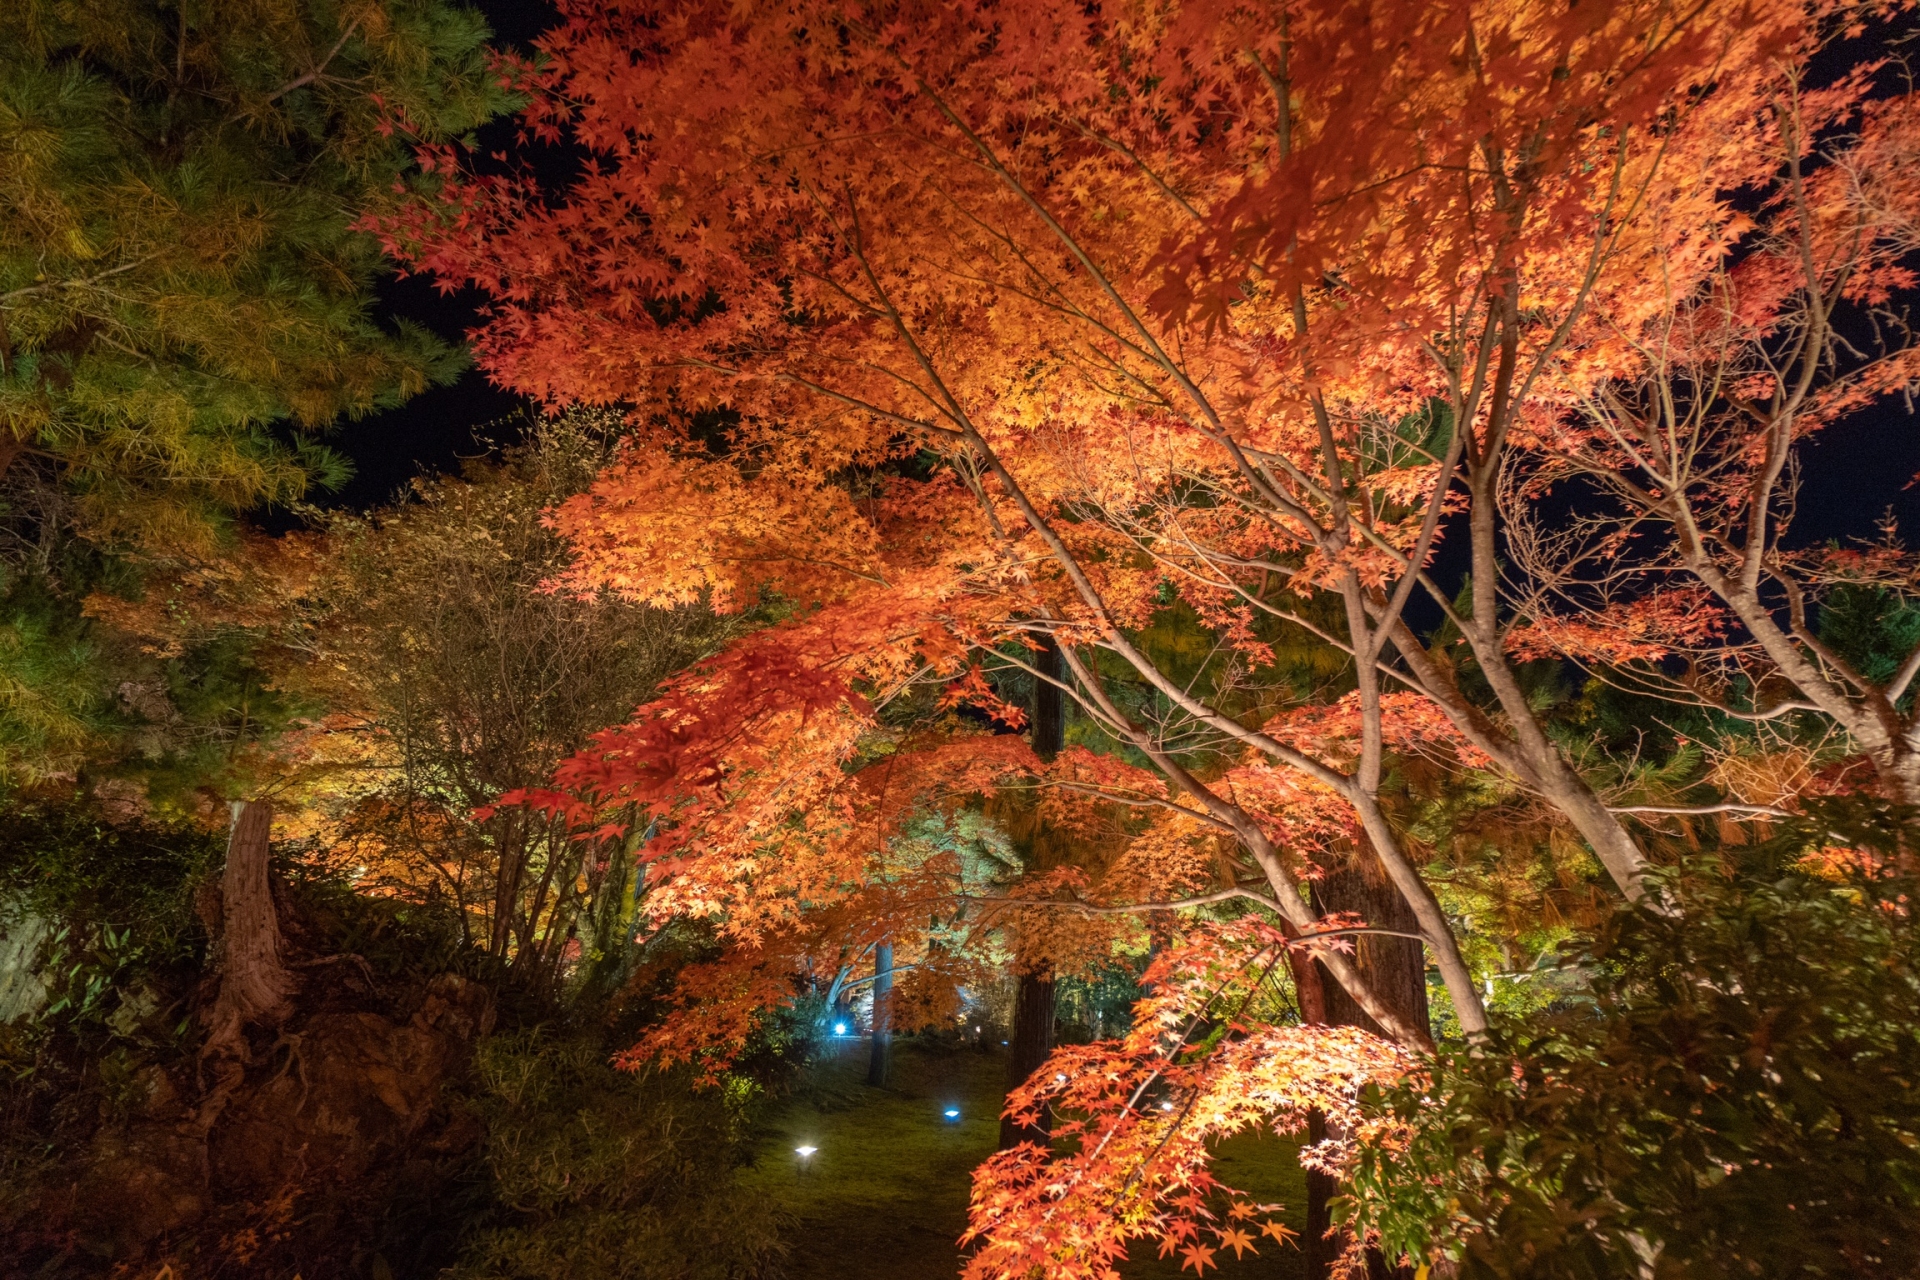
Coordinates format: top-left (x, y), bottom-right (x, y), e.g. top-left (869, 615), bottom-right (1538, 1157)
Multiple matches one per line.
top-left (998, 636), bottom-right (1064, 1149)
top-left (1508, 82), bottom-right (1920, 803)
top-left (0, 0), bottom-right (515, 783)
top-left (1, 0), bottom-right (513, 546)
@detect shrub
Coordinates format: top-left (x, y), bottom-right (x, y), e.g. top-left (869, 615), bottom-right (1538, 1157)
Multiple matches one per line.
top-left (447, 1028), bottom-right (788, 1280)
top-left (1343, 803), bottom-right (1920, 1279)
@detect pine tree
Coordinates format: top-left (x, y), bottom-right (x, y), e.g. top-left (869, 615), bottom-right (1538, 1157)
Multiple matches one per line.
top-left (1, 0), bottom-right (514, 546)
top-left (0, 0), bottom-right (517, 781)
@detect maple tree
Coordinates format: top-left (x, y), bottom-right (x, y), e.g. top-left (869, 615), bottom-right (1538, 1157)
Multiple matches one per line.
top-left (295, 414), bottom-right (738, 978)
top-left (1505, 79), bottom-right (1920, 804)
top-left (368, 0), bottom-right (1920, 1272)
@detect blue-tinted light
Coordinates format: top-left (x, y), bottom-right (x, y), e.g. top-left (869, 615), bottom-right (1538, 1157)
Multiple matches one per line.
top-left (943, 1107), bottom-right (961, 1119)
top-left (833, 1022), bottom-right (848, 1036)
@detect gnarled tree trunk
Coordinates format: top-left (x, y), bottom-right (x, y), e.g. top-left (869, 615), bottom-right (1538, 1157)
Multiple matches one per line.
top-left (196, 799), bottom-right (293, 1130)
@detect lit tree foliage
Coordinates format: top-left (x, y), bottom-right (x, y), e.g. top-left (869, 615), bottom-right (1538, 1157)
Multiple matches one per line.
top-left (0, 0), bottom-right (516, 784)
top-left (1, 0), bottom-right (514, 545)
top-left (368, 0), bottom-right (1920, 1271)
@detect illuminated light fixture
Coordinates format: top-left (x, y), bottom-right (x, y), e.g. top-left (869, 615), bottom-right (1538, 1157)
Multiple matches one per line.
top-left (944, 1108), bottom-right (961, 1119)
top-left (833, 1022), bottom-right (848, 1036)
top-left (795, 1145), bottom-right (818, 1159)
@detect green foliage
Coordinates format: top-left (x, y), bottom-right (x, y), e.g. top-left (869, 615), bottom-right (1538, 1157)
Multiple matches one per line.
top-left (1819, 584), bottom-right (1920, 696)
top-left (0, 0), bottom-right (515, 547)
top-left (0, 573), bottom-right (110, 781)
top-left (448, 1028), bottom-right (789, 1280)
top-left (1343, 802), bottom-right (1920, 1279)
top-left (309, 413), bottom-right (742, 984)
top-left (0, 0), bottom-right (518, 789)
top-left (0, 794), bottom-right (470, 1057)
top-left (0, 797), bottom-right (218, 969)
top-left (1053, 958), bottom-right (1146, 1042)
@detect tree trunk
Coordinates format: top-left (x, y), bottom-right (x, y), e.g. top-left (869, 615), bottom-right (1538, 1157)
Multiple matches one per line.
top-left (1880, 742), bottom-right (1920, 810)
top-left (1285, 944), bottom-right (1343, 1280)
top-left (489, 813), bottom-right (525, 959)
top-left (195, 800), bottom-right (294, 1132)
top-left (1032, 634), bottom-right (1064, 762)
top-left (998, 971), bottom-right (1055, 1149)
top-left (1303, 1109), bottom-right (1341, 1280)
top-left (867, 941), bottom-right (894, 1086)
top-left (996, 636), bottom-right (1066, 1146)
top-left (1300, 858), bottom-right (1431, 1280)
top-left (207, 800), bottom-right (293, 1040)
top-left (1313, 863), bottom-right (1429, 1039)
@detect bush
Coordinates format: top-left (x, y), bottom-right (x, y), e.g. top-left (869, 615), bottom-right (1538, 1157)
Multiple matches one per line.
top-left (1344, 803), bottom-right (1920, 1279)
top-left (447, 1028), bottom-right (788, 1280)
top-left (0, 798), bottom-right (221, 1046)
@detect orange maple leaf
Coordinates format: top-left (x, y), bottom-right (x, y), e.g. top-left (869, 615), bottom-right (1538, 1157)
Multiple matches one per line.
top-left (1180, 1243), bottom-right (1218, 1274)
top-left (1217, 1227), bottom-right (1258, 1259)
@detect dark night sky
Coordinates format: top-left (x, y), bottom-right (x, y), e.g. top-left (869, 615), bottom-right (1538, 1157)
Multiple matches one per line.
top-left (319, 0), bottom-right (565, 511)
top-left (327, 0), bottom-right (1920, 556)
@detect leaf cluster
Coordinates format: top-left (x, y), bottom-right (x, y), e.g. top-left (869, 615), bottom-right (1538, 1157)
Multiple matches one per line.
top-left (0, 0), bottom-right (516, 549)
top-left (1344, 801), bottom-right (1920, 1279)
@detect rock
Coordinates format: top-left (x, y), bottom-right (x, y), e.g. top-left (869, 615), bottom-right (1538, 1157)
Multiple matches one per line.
top-left (0, 910), bottom-right (50, 1024)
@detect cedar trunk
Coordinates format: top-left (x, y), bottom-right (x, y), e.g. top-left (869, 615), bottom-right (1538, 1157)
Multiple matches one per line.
top-left (999, 971), bottom-right (1056, 1149)
top-left (998, 634), bottom-right (1066, 1149)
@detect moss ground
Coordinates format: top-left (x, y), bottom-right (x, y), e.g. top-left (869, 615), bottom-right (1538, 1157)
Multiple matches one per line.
top-left (741, 1037), bottom-right (1308, 1279)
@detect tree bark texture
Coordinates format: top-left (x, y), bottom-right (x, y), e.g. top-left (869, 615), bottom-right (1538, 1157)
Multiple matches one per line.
top-left (867, 941), bottom-right (894, 1086)
top-left (1300, 856), bottom-right (1431, 1280)
top-left (1312, 861), bottom-right (1429, 1039)
top-left (207, 799), bottom-right (293, 1041)
top-left (1032, 633), bottom-right (1064, 764)
top-left (996, 635), bottom-right (1066, 1147)
top-left (998, 972), bottom-right (1056, 1150)
top-left (194, 799), bottom-right (294, 1134)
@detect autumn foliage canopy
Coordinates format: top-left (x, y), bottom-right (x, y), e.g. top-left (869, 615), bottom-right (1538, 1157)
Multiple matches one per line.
top-left (370, 0), bottom-right (1920, 1271)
